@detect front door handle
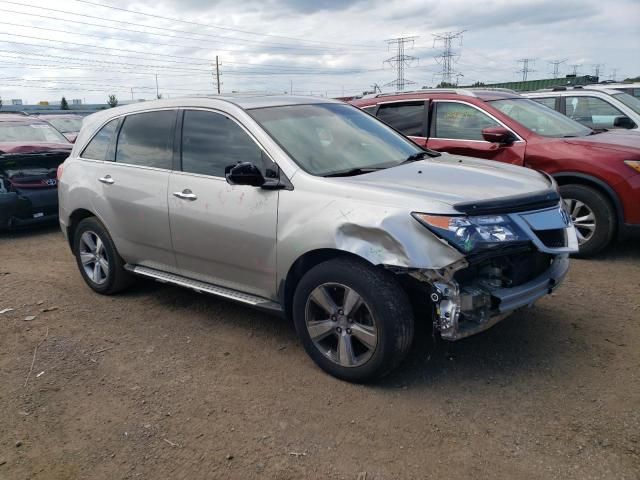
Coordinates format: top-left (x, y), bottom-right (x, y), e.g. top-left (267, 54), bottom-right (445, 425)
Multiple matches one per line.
top-left (98, 175), bottom-right (114, 184)
top-left (173, 189), bottom-right (198, 201)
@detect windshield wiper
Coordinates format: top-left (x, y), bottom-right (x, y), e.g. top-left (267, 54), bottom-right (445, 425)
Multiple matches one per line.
top-left (323, 167), bottom-right (383, 177)
top-left (401, 149), bottom-right (441, 164)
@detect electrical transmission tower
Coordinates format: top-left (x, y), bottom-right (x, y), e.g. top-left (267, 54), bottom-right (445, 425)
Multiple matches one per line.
top-left (432, 31), bottom-right (465, 85)
top-left (548, 59), bottom-right (567, 79)
top-left (383, 36), bottom-right (418, 91)
top-left (517, 58), bottom-right (536, 81)
top-left (569, 64), bottom-right (581, 76)
top-left (592, 63), bottom-right (604, 78)
top-left (609, 68), bottom-right (618, 81)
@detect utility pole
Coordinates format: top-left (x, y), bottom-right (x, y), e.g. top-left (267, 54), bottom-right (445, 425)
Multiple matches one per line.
top-left (569, 64), bottom-right (581, 76)
top-left (290, 79), bottom-right (293, 95)
top-left (131, 87), bottom-right (134, 101)
top-left (548, 59), bottom-right (567, 79)
top-left (383, 36), bottom-right (418, 91)
top-left (517, 58), bottom-right (536, 81)
top-left (592, 63), bottom-right (604, 78)
top-left (370, 83), bottom-right (381, 93)
top-left (215, 56), bottom-right (221, 94)
top-left (432, 31), bottom-right (465, 86)
top-left (155, 74), bottom-right (159, 99)
top-left (609, 68), bottom-right (618, 81)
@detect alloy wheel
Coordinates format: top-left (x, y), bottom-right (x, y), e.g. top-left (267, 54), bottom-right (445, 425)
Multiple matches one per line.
top-left (305, 283), bottom-right (378, 368)
top-left (79, 231), bottom-right (110, 285)
top-left (564, 198), bottom-right (596, 245)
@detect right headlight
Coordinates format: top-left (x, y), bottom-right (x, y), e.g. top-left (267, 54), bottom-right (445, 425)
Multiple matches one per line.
top-left (412, 212), bottom-right (530, 253)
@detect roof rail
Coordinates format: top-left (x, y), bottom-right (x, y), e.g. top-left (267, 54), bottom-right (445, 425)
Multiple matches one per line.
top-left (371, 88), bottom-right (477, 98)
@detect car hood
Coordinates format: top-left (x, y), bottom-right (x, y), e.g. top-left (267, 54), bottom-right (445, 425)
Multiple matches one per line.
top-left (340, 153), bottom-right (553, 207)
top-left (561, 129), bottom-right (640, 154)
top-left (0, 142), bottom-right (72, 155)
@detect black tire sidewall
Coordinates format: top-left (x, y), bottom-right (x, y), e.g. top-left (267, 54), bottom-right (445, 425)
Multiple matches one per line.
top-left (292, 257), bottom-right (413, 383)
top-left (73, 218), bottom-right (120, 294)
top-left (560, 184), bottom-right (615, 257)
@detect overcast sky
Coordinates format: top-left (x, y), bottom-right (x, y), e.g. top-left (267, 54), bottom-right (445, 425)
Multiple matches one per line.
top-left (0, 0), bottom-right (638, 104)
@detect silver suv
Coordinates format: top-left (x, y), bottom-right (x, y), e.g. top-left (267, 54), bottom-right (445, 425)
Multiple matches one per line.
top-left (523, 87), bottom-right (640, 131)
top-left (58, 96), bottom-right (578, 382)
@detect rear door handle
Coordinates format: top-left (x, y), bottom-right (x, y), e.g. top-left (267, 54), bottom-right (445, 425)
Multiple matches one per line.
top-left (98, 175), bottom-right (114, 184)
top-left (173, 189), bottom-right (197, 201)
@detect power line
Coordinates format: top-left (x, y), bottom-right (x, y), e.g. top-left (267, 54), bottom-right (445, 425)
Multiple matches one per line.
top-left (67, 0), bottom-right (377, 49)
top-left (0, 5), bottom-right (358, 54)
top-left (383, 36), bottom-right (418, 91)
top-left (517, 58), bottom-right (536, 81)
top-left (432, 31), bottom-right (465, 85)
top-left (548, 59), bottom-right (567, 79)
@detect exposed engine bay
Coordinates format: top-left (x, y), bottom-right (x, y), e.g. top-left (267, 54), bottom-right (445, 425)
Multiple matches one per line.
top-left (0, 152), bottom-right (65, 192)
top-left (410, 248), bottom-right (569, 341)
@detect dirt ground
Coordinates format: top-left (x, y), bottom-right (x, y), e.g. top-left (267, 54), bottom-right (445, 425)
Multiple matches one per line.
top-left (0, 226), bottom-right (638, 480)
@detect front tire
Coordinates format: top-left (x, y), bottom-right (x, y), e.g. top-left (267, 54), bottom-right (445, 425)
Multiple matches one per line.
top-left (293, 257), bottom-right (414, 383)
top-left (73, 217), bottom-right (133, 294)
top-left (560, 184), bottom-right (615, 258)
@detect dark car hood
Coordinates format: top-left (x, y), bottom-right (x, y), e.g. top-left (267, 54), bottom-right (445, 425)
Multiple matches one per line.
top-left (0, 142), bottom-right (72, 155)
top-left (561, 130), bottom-right (640, 154)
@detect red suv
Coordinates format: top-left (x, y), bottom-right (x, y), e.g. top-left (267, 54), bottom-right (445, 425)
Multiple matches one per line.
top-left (351, 90), bottom-right (640, 256)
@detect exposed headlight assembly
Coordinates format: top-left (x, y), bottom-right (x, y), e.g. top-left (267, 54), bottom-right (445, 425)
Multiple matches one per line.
top-left (412, 213), bottom-right (530, 253)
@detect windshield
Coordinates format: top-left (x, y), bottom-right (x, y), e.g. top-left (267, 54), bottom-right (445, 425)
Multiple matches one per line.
top-left (612, 92), bottom-right (640, 115)
top-left (0, 122), bottom-right (69, 143)
top-left (249, 103), bottom-right (423, 176)
top-left (489, 98), bottom-right (593, 137)
top-left (45, 117), bottom-right (83, 133)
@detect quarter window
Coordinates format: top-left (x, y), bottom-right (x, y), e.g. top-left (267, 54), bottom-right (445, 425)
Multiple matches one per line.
top-left (115, 111), bottom-right (176, 169)
top-left (376, 102), bottom-right (425, 137)
top-left (433, 102), bottom-right (500, 140)
top-left (81, 119), bottom-right (118, 161)
top-left (565, 96), bottom-right (625, 129)
top-left (181, 110), bottom-right (264, 178)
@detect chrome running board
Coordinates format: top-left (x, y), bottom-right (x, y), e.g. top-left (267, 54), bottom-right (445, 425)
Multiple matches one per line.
top-left (126, 265), bottom-right (283, 314)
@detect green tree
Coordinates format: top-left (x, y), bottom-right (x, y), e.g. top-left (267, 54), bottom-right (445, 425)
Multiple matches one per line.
top-left (471, 81), bottom-right (486, 87)
top-left (436, 81), bottom-right (457, 88)
top-left (0, 96), bottom-right (3, 110)
top-left (60, 96), bottom-right (69, 110)
top-left (107, 94), bottom-right (118, 108)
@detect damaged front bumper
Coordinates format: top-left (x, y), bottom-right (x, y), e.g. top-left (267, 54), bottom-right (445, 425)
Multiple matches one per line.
top-left (0, 190), bottom-right (59, 229)
top-left (413, 253), bottom-right (570, 341)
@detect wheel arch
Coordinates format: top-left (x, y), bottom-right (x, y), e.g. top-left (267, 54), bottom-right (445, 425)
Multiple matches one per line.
top-left (67, 208), bottom-right (98, 250)
top-left (279, 249), bottom-right (378, 320)
top-left (553, 172), bottom-right (623, 228)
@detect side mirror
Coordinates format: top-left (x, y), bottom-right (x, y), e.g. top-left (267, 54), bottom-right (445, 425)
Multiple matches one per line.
top-left (225, 162), bottom-right (265, 187)
top-left (613, 115), bottom-right (636, 129)
top-left (482, 126), bottom-right (516, 145)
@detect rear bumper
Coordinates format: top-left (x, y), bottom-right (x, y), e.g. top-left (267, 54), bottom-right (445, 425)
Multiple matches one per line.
top-left (436, 255), bottom-right (570, 341)
top-left (0, 190), bottom-right (58, 229)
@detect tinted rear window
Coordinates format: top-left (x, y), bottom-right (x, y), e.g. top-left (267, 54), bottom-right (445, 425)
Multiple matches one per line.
top-left (115, 110), bottom-right (175, 169)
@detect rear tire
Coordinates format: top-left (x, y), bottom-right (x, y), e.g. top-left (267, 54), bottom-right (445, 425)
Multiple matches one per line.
top-left (560, 184), bottom-right (615, 258)
top-left (292, 257), bottom-right (414, 383)
top-left (73, 217), bottom-right (133, 294)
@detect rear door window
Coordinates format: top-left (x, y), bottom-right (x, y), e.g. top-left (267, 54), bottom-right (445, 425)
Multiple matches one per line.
top-left (181, 110), bottom-right (264, 178)
top-left (376, 102), bottom-right (426, 137)
top-left (115, 110), bottom-right (176, 169)
top-left (81, 119), bottom-right (118, 161)
top-left (565, 96), bottom-right (625, 129)
top-left (432, 102), bottom-right (500, 140)
top-left (532, 97), bottom-right (557, 110)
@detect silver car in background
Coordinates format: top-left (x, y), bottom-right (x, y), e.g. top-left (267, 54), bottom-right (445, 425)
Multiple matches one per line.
top-left (58, 96), bottom-right (578, 382)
